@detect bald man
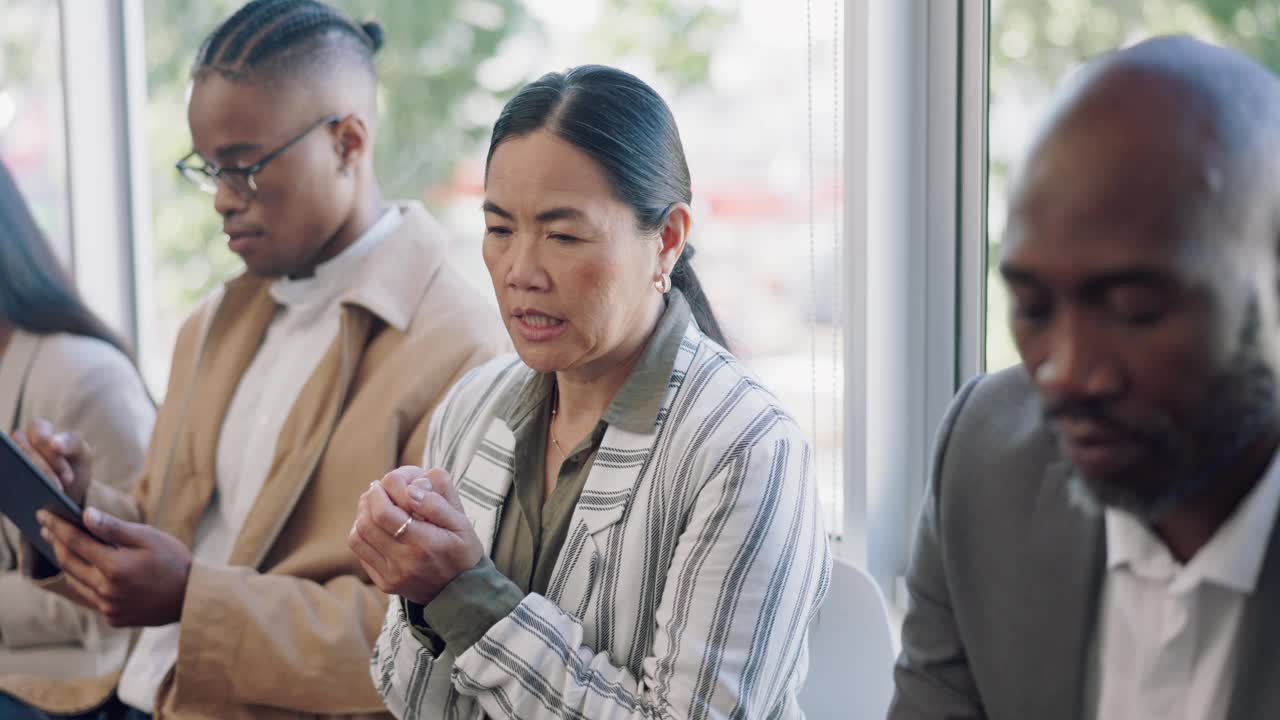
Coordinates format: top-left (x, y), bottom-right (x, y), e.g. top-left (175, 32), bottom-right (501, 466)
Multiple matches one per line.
top-left (890, 37), bottom-right (1280, 720)
top-left (0, 1), bottom-right (507, 718)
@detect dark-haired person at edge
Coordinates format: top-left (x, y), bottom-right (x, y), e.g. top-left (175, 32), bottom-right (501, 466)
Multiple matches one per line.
top-left (351, 65), bottom-right (832, 719)
top-left (0, 161), bottom-right (154, 680)
top-left (0, 1), bottom-right (506, 718)
top-left (890, 37), bottom-right (1280, 719)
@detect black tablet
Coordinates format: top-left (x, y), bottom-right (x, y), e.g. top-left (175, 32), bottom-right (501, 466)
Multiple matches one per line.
top-left (0, 430), bottom-right (90, 568)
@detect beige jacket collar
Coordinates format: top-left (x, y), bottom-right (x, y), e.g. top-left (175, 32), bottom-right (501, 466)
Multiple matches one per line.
top-left (333, 201), bottom-right (448, 333)
top-left (161, 201), bottom-right (448, 552)
top-left (222, 201), bottom-right (445, 334)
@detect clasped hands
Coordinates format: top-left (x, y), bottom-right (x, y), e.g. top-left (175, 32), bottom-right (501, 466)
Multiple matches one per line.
top-left (13, 420), bottom-right (191, 627)
top-left (348, 466), bottom-right (484, 606)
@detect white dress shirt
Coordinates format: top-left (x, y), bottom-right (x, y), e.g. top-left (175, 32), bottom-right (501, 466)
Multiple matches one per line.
top-left (118, 208), bottom-right (401, 712)
top-left (1092, 448), bottom-right (1280, 720)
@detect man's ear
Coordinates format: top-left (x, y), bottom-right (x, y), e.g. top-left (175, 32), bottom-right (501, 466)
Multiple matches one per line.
top-left (333, 114), bottom-right (371, 171)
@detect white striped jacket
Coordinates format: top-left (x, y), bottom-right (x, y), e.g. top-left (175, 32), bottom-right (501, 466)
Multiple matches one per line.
top-left (372, 322), bottom-right (832, 719)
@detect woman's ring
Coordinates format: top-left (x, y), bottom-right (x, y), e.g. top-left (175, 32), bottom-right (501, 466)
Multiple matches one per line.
top-left (393, 516), bottom-right (414, 540)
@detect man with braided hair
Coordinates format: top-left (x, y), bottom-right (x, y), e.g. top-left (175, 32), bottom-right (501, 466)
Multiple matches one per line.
top-left (0, 1), bottom-right (507, 718)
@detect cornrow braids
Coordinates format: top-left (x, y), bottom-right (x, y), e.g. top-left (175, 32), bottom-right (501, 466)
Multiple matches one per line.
top-left (195, 0), bottom-right (383, 81)
top-left (205, 0), bottom-right (298, 68)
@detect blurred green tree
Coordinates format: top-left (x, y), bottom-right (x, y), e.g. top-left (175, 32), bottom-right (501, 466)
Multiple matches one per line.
top-left (142, 0), bottom-right (526, 308)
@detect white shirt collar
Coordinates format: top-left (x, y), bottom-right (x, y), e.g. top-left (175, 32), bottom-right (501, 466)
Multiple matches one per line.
top-left (268, 206), bottom-right (402, 310)
top-left (1105, 445), bottom-right (1280, 595)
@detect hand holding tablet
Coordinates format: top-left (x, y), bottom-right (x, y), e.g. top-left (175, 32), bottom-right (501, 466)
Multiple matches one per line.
top-left (3, 424), bottom-right (193, 627)
top-left (0, 429), bottom-right (98, 568)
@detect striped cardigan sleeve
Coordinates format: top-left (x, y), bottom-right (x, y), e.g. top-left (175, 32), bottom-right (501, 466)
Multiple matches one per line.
top-left (450, 431), bottom-right (829, 719)
top-left (371, 360), bottom-right (495, 720)
top-left (373, 599), bottom-right (471, 719)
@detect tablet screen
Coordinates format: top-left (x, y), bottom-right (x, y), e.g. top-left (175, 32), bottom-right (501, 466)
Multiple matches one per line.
top-left (0, 431), bottom-right (88, 568)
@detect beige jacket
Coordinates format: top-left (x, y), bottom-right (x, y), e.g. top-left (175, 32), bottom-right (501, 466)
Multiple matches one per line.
top-left (0, 203), bottom-right (509, 719)
top-left (0, 330), bottom-right (154, 679)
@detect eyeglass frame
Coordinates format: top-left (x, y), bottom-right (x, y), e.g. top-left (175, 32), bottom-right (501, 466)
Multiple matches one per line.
top-left (175, 113), bottom-right (344, 199)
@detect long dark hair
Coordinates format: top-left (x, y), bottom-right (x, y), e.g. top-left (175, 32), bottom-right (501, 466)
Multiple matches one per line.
top-left (486, 65), bottom-right (729, 349)
top-left (0, 161), bottom-right (134, 361)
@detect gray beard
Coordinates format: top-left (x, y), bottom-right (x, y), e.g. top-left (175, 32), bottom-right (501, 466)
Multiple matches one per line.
top-left (1067, 467), bottom-right (1180, 523)
top-left (1067, 301), bottom-right (1279, 524)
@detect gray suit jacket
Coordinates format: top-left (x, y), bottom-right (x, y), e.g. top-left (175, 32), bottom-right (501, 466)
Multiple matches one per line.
top-left (888, 367), bottom-right (1280, 720)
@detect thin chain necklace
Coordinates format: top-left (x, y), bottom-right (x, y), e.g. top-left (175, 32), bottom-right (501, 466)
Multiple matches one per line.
top-left (549, 387), bottom-right (567, 459)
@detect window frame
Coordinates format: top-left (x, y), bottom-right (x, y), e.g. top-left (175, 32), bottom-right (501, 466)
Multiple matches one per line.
top-left (60, 0), bottom-right (150, 354)
top-left (841, 0), bottom-right (989, 603)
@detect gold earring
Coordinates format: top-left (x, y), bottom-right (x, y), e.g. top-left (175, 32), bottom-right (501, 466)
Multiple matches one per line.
top-left (654, 273), bottom-right (672, 294)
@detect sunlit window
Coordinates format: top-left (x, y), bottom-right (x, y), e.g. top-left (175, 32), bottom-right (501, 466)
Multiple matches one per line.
top-left (0, 0), bottom-right (69, 259)
top-left (141, 0), bottom-right (846, 533)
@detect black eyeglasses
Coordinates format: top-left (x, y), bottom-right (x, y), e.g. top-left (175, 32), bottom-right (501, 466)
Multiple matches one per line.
top-left (175, 113), bottom-right (342, 199)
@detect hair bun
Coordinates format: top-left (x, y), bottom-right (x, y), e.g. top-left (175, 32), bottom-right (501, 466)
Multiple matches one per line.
top-left (361, 20), bottom-right (384, 52)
